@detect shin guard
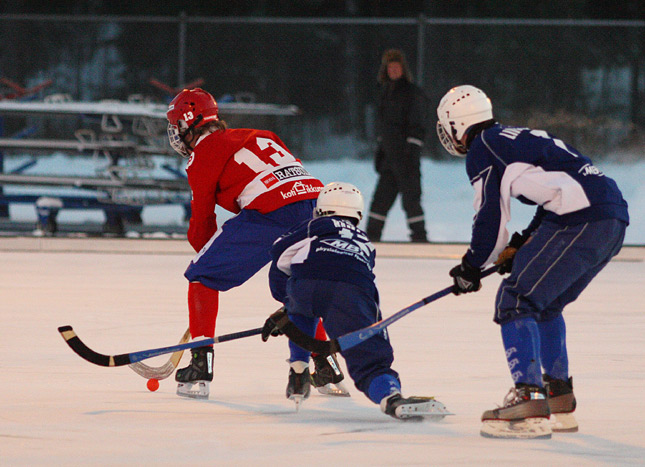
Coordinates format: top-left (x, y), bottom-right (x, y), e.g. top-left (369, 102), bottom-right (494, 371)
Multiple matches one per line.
top-left (501, 317), bottom-right (542, 387)
top-left (538, 314), bottom-right (569, 381)
top-left (187, 281), bottom-right (219, 338)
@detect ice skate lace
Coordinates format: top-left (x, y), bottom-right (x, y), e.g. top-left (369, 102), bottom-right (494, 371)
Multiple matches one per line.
top-left (500, 387), bottom-right (522, 408)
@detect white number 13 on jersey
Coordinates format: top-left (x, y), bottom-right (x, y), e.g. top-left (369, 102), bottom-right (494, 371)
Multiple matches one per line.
top-left (234, 137), bottom-right (296, 172)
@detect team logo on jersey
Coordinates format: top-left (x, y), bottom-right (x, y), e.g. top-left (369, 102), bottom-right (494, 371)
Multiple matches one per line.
top-left (261, 166), bottom-right (312, 189)
top-left (274, 165), bottom-right (311, 180)
top-left (318, 238), bottom-right (372, 268)
top-left (280, 181), bottom-right (322, 199)
top-left (579, 163), bottom-right (604, 177)
top-left (261, 173), bottom-right (278, 188)
top-left (321, 238), bottom-right (360, 253)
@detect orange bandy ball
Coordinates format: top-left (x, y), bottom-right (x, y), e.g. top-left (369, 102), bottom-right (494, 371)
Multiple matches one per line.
top-left (147, 378), bottom-right (160, 392)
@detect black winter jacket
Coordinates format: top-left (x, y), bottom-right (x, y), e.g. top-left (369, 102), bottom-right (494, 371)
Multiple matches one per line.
top-left (375, 78), bottom-right (427, 171)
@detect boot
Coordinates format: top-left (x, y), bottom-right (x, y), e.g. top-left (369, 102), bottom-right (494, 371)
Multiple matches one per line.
top-left (480, 384), bottom-right (552, 439)
top-left (366, 215), bottom-right (385, 242)
top-left (311, 353), bottom-right (350, 396)
top-left (311, 353), bottom-right (344, 386)
top-left (380, 391), bottom-right (450, 421)
top-left (286, 360), bottom-right (311, 409)
top-left (175, 346), bottom-right (213, 399)
top-left (409, 220), bottom-right (429, 243)
top-left (481, 384), bottom-right (550, 421)
top-left (544, 375), bottom-right (578, 432)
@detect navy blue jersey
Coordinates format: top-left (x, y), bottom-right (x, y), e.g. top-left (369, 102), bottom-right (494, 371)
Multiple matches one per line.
top-left (269, 216), bottom-right (377, 304)
top-left (464, 124), bottom-right (629, 268)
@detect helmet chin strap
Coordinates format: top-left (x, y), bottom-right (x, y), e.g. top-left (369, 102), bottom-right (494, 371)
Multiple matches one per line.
top-left (452, 137), bottom-right (468, 155)
top-left (437, 121), bottom-right (467, 157)
top-left (177, 114), bottom-right (205, 153)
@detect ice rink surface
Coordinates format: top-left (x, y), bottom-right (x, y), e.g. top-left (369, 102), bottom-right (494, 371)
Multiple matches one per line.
top-left (1, 241), bottom-right (644, 466)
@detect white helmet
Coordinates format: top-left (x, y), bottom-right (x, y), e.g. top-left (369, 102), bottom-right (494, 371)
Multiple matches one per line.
top-left (436, 85), bottom-right (493, 157)
top-left (314, 182), bottom-right (364, 222)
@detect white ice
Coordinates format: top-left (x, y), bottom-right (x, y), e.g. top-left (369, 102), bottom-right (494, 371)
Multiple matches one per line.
top-left (1, 243), bottom-right (644, 465)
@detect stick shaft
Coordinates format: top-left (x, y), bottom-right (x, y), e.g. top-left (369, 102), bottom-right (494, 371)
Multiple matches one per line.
top-left (335, 265), bottom-right (498, 351)
top-left (58, 325), bottom-right (263, 367)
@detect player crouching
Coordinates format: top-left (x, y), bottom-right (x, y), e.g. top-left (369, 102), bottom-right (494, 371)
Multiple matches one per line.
top-left (263, 182), bottom-right (450, 420)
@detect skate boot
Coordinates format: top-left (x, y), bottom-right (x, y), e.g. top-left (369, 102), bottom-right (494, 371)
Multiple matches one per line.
top-left (380, 392), bottom-right (451, 421)
top-left (286, 360), bottom-right (311, 411)
top-left (480, 384), bottom-right (552, 439)
top-left (410, 223), bottom-right (429, 243)
top-left (311, 353), bottom-right (350, 397)
top-left (544, 375), bottom-right (578, 432)
top-left (175, 345), bottom-right (213, 399)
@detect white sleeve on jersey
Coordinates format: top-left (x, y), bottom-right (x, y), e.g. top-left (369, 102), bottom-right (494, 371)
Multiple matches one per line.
top-left (505, 162), bottom-right (591, 215)
top-left (276, 236), bottom-right (316, 275)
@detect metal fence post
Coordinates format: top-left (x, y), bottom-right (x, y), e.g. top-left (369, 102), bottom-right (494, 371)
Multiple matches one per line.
top-left (178, 11), bottom-right (187, 87)
top-left (416, 14), bottom-right (426, 86)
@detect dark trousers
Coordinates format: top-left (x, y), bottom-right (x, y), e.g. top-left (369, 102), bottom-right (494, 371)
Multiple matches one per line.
top-left (367, 154), bottom-right (426, 241)
top-left (285, 278), bottom-right (399, 399)
top-left (495, 218), bottom-right (627, 324)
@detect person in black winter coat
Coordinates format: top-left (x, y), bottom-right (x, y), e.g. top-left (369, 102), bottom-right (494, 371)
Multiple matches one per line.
top-left (366, 49), bottom-right (429, 243)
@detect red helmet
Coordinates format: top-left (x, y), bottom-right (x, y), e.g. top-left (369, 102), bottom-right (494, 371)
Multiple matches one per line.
top-left (166, 88), bottom-right (219, 157)
top-left (166, 88), bottom-right (219, 127)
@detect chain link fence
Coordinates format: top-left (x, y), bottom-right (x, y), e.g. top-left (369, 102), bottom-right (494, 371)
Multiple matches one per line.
top-left (1, 14), bottom-right (644, 160)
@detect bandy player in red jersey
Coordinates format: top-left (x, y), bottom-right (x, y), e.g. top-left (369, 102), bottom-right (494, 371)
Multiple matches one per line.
top-left (166, 88), bottom-right (346, 399)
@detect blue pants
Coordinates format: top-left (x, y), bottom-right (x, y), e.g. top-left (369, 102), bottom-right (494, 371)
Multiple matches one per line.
top-left (185, 200), bottom-right (316, 291)
top-left (494, 218), bottom-right (626, 385)
top-left (285, 278), bottom-right (400, 401)
top-left (495, 218), bottom-right (626, 324)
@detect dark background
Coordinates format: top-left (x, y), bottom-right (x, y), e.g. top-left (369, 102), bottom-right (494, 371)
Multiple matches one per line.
top-left (1, 1), bottom-right (644, 19)
top-left (1, 2), bottom-right (643, 160)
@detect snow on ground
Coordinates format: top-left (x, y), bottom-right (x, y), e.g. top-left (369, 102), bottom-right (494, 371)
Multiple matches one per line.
top-left (4, 156), bottom-right (644, 245)
top-left (1, 245), bottom-right (644, 465)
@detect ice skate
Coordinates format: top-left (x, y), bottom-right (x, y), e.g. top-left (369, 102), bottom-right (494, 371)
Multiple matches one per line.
top-left (311, 354), bottom-right (350, 397)
top-left (286, 361), bottom-right (311, 411)
top-left (380, 392), bottom-right (451, 421)
top-left (544, 375), bottom-right (578, 433)
top-left (480, 385), bottom-right (552, 439)
top-left (175, 345), bottom-right (213, 400)
top-left (315, 380), bottom-right (351, 397)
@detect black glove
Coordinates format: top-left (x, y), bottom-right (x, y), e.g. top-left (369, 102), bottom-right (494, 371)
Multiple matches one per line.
top-left (449, 256), bottom-right (482, 295)
top-left (261, 307), bottom-right (287, 342)
top-left (509, 231), bottom-right (530, 249)
top-left (495, 232), bottom-right (531, 275)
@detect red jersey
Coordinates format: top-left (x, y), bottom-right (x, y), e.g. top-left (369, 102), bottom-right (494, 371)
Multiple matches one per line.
top-left (185, 128), bottom-right (323, 252)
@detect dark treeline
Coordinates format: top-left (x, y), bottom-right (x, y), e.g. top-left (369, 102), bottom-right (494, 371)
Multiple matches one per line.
top-left (1, 1), bottom-right (644, 20)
